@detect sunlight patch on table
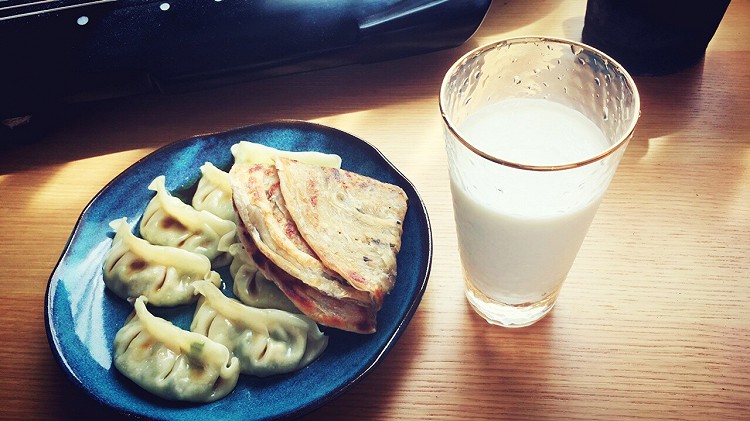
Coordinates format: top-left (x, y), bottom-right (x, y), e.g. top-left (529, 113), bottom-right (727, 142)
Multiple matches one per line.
top-left (25, 149), bottom-right (154, 212)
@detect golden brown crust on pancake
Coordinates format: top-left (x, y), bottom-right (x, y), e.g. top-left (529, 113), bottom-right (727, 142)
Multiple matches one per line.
top-left (235, 221), bottom-right (377, 334)
top-left (275, 158), bottom-right (408, 303)
top-left (230, 163), bottom-right (372, 305)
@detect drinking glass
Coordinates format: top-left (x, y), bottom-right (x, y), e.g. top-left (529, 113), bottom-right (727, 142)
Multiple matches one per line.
top-left (440, 37), bottom-right (640, 327)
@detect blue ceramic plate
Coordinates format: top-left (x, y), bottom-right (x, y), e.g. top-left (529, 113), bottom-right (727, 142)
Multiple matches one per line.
top-left (45, 120), bottom-right (432, 420)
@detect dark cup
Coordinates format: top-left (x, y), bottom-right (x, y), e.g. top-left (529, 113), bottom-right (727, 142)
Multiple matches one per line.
top-left (582, 0), bottom-right (730, 75)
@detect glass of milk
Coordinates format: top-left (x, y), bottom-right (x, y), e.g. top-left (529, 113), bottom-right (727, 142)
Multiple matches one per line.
top-left (440, 37), bottom-right (640, 327)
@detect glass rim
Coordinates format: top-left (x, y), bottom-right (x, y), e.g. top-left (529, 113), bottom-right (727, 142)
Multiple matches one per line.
top-left (439, 36), bottom-right (641, 172)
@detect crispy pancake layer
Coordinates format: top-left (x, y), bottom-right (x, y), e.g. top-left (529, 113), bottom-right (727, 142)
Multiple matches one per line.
top-left (275, 158), bottom-right (407, 303)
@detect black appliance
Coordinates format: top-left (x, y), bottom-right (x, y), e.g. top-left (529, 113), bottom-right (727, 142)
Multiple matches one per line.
top-left (1, 0), bottom-right (491, 142)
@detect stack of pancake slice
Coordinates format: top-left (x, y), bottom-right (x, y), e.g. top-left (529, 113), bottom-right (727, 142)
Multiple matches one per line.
top-left (230, 157), bottom-right (408, 334)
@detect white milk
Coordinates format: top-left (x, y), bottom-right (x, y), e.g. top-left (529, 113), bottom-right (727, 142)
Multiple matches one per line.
top-left (451, 98), bottom-right (610, 304)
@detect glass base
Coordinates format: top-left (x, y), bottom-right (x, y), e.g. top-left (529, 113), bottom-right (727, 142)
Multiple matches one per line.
top-left (465, 280), bottom-right (563, 328)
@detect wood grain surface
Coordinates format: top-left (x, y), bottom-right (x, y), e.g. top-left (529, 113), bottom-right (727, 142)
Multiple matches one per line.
top-left (1, 1), bottom-right (748, 419)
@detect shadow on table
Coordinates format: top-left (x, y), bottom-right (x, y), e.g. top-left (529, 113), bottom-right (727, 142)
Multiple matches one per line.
top-left (299, 307), bottom-right (428, 419)
top-left (627, 50), bottom-right (749, 158)
top-left (453, 302), bottom-right (558, 418)
top-left (476, 0), bottom-right (561, 39)
top-left (0, 43), bottom-right (459, 176)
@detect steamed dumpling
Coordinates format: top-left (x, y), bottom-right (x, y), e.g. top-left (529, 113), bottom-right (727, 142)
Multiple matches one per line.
top-left (231, 140), bottom-right (342, 168)
top-left (228, 243), bottom-right (299, 313)
top-left (113, 296), bottom-right (240, 402)
top-left (140, 175), bottom-right (236, 267)
top-left (191, 281), bottom-right (328, 377)
top-left (192, 162), bottom-right (235, 222)
top-left (103, 217), bottom-right (222, 306)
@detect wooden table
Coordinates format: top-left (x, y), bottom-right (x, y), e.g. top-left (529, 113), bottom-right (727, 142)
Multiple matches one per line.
top-left (2, 1), bottom-right (748, 419)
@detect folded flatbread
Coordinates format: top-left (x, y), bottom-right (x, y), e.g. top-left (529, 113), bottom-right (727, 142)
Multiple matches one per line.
top-left (236, 223), bottom-right (377, 334)
top-left (275, 158), bottom-right (408, 303)
top-left (229, 163), bottom-right (372, 306)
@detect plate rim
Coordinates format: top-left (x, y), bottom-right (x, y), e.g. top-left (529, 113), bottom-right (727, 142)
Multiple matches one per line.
top-left (44, 119), bottom-right (433, 420)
